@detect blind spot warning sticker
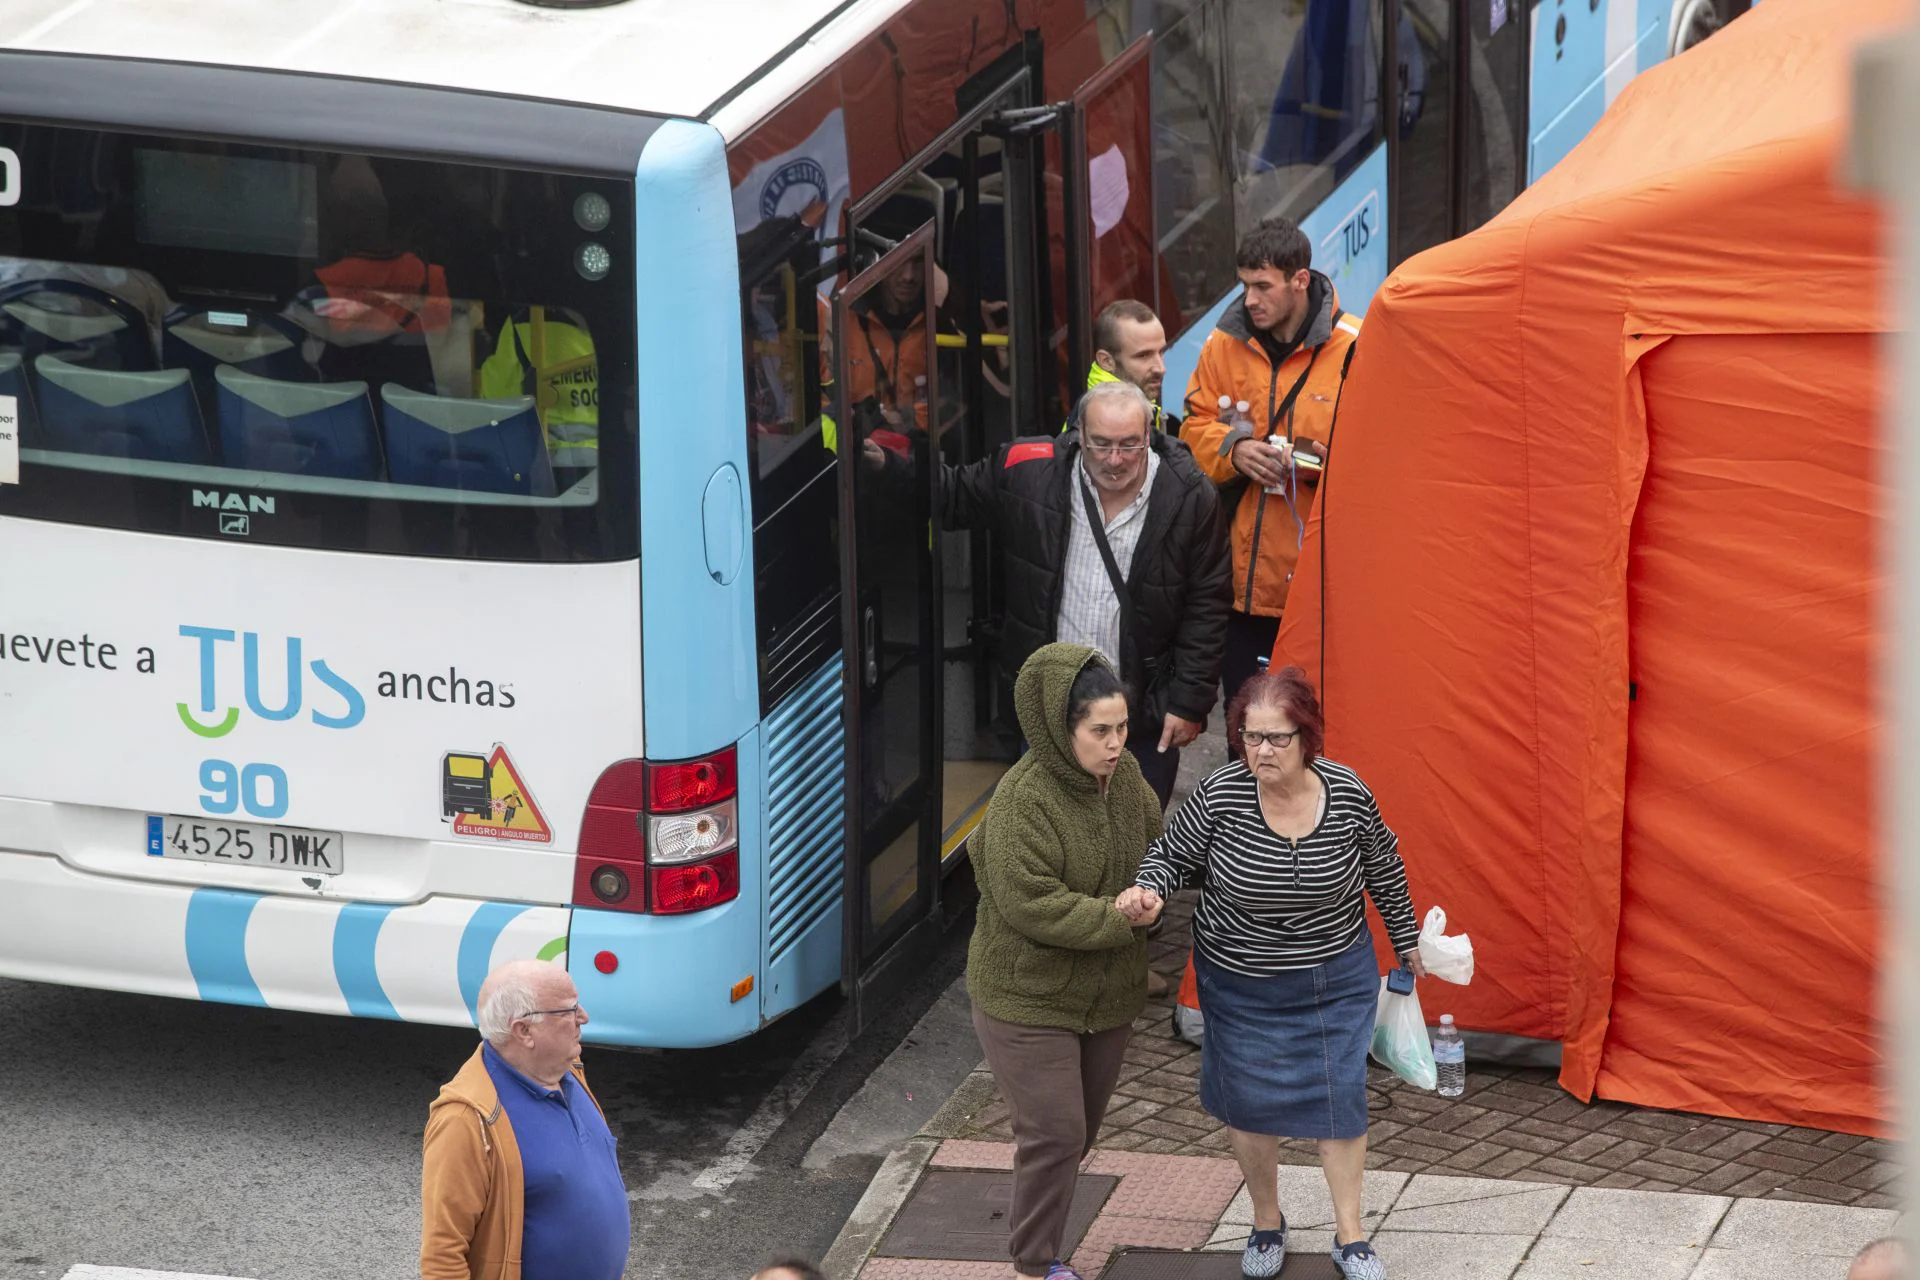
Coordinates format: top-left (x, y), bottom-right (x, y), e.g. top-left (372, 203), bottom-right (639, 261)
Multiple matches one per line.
top-left (442, 745), bottom-right (552, 844)
top-left (0, 394), bottom-right (17, 485)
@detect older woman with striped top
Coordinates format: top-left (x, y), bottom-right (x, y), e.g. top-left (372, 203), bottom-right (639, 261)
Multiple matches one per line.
top-left (1116, 667), bottom-right (1424, 1280)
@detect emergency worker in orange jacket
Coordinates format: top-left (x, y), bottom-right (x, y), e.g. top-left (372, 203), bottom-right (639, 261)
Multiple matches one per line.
top-left (1179, 217), bottom-right (1361, 702)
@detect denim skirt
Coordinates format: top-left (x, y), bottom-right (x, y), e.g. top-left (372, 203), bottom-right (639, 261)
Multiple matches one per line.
top-left (1195, 930), bottom-right (1377, 1140)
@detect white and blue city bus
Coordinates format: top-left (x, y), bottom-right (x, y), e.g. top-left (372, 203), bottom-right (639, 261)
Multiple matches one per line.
top-left (0, 0), bottom-right (1738, 1048)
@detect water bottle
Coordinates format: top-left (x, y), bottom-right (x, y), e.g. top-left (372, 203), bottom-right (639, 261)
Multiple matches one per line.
top-left (1433, 1014), bottom-right (1466, 1097)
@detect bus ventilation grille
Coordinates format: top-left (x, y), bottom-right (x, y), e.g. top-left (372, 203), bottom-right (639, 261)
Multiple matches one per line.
top-left (764, 655), bottom-right (846, 963)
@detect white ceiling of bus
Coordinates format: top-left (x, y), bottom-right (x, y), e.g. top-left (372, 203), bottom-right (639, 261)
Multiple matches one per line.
top-left (0, 0), bottom-right (866, 126)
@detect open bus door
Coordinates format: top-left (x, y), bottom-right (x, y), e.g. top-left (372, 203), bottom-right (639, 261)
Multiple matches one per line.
top-left (833, 226), bottom-right (945, 1034)
top-left (833, 65), bottom-right (1098, 1036)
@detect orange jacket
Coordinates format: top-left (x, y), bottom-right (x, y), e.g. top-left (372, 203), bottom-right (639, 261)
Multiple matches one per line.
top-left (1179, 274), bottom-right (1361, 617)
top-left (419, 1046), bottom-right (602, 1280)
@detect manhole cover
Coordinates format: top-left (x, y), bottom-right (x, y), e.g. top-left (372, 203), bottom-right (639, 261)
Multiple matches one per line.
top-left (1100, 1247), bottom-right (1343, 1278)
top-left (877, 1168), bottom-right (1119, 1261)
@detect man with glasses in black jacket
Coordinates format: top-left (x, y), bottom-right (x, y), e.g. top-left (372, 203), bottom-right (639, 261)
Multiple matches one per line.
top-left (930, 380), bottom-right (1231, 808)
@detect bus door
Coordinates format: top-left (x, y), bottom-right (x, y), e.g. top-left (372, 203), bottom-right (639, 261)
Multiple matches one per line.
top-left (833, 226), bottom-right (944, 1032)
top-left (1390, 0), bottom-right (1529, 265)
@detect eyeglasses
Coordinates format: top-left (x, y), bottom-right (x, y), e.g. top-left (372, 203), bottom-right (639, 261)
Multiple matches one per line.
top-left (1240, 728), bottom-right (1300, 749)
top-left (1081, 436), bottom-right (1150, 457)
top-left (521, 1004), bottom-right (584, 1021)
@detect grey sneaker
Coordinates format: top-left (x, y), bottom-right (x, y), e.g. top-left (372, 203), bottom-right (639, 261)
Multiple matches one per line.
top-left (1332, 1239), bottom-right (1387, 1279)
top-left (1240, 1225), bottom-right (1286, 1278)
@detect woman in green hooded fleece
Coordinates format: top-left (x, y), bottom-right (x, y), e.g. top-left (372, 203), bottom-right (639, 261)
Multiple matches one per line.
top-left (967, 642), bottom-right (1164, 1280)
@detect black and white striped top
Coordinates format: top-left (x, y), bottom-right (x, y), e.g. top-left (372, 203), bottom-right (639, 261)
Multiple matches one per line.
top-left (1136, 758), bottom-right (1419, 975)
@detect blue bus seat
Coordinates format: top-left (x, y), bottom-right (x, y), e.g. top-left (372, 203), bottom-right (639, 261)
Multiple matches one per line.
top-left (215, 365), bottom-right (381, 480)
top-left (380, 384), bottom-right (554, 497)
top-left (0, 351), bottom-right (37, 445)
top-left (0, 279), bottom-right (154, 370)
top-left (32, 354), bottom-right (208, 463)
top-left (162, 308), bottom-right (312, 385)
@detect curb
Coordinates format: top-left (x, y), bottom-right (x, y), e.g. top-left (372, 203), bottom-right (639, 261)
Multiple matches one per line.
top-left (820, 1068), bottom-right (998, 1280)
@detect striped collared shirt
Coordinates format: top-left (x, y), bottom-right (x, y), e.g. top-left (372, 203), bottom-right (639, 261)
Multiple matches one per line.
top-left (1055, 450), bottom-right (1160, 669)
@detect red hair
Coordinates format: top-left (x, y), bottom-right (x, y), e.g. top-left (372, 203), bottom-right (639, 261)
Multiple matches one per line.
top-left (1225, 666), bottom-right (1325, 763)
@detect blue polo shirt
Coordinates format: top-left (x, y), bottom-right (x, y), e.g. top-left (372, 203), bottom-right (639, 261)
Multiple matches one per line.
top-left (481, 1043), bottom-right (629, 1280)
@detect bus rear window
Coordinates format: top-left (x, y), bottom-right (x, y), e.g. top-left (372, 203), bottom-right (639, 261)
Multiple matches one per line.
top-left (0, 126), bottom-right (637, 563)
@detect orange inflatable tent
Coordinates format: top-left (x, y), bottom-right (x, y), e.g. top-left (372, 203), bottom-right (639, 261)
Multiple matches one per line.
top-left (1273, 0), bottom-right (1899, 1134)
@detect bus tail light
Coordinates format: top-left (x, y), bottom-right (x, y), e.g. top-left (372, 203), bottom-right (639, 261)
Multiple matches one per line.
top-left (647, 747), bottom-right (736, 813)
top-left (647, 799), bottom-right (737, 865)
top-left (574, 760), bottom-right (648, 913)
top-left (651, 851), bottom-right (740, 915)
top-left (573, 748), bottom-right (740, 916)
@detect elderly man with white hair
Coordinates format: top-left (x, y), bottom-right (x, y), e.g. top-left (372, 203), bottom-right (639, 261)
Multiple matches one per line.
top-left (420, 959), bottom-right (629, 1280)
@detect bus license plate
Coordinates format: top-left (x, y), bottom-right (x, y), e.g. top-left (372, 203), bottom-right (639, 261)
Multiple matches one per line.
top-left (146, 815), bottom-right (344, 876)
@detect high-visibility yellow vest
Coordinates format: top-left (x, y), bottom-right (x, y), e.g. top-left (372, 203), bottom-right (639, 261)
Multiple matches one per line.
top-left (478, 314), bottom-right (598, 467)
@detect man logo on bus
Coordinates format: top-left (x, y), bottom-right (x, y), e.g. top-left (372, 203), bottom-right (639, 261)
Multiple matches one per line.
top-left (193, 489), bottom-right (275, 515)
top-left (175, 625), bottom-right (366, 738)
top-left (0, 147), bottom-right (18, 208)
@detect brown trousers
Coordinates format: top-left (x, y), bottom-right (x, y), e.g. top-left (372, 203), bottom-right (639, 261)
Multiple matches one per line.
top-left (972, 1007), bottom-right (1132, 1275)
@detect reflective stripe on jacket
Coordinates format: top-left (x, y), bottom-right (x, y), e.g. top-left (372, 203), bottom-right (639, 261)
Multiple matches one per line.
top-left (1059, 361), bottom-right (1177, 435)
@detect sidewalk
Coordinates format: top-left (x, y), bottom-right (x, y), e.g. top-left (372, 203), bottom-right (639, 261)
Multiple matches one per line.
top-left (820, 723), bottom-right (1905, 1279)
top-left (844, 1136), bottom-right (1901, 1279)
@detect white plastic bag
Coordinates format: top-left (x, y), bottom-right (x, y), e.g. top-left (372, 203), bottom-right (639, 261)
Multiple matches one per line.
top-left (1370, 978), bottom-right (1437, 1089)
top-left (1417, 905), bottom-right (1475, 985)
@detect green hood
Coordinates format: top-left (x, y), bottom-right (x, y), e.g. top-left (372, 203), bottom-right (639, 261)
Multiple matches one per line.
top-left (1013, 642), bottom-right (1112, 795)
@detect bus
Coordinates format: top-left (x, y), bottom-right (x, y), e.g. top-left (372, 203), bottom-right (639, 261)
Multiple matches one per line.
top-left (0, 0), bottom-right (1739, 1049)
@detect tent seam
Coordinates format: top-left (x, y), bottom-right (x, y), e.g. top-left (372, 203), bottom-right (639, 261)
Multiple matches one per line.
top-left (1513, 209), bottom-right (1556, 1049)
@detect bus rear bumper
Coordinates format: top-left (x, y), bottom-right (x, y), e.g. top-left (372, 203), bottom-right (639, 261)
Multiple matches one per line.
top-left (0, 849), bottom-right (772, 1048)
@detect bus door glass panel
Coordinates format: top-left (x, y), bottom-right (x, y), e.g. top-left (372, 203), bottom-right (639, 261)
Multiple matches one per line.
top-left (1228, 0), bottom-right (1384, 230)
top-left (1152, 5), bottom-right (1237, 336)
top-left (738, 220), bottom-right (840, 708)
top-left (1071, 36), bottom-right (1157, 377)
top-left (1459, 0), bottom-right (1527, 231)
top-left (1391, 0), bottom-right (1456, 265)
top-left (833, 227), bottom-right (942, 961)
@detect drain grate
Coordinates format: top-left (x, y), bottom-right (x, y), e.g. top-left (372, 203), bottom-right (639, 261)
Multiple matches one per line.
top-left (1099, 1247), bottom-right (1343, 1278)
top-left (877, 1169), bottom-right (1119, 1261)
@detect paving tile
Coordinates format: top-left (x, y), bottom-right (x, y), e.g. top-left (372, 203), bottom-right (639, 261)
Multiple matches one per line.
top-left (1067, 1213), bottom-right (1214, 1276)
top-left (1504, 1157), bottom-right (1607, 1184)
top-left (1542, 1187), bottom-right (1730, 1245)
top-left (1362, 1230), bottom-right (1533, 1278)
top-left (1510, 1237), bottom-right (1704, 1279)
top-left (1218, 1167), bottom-right (1411, 1229)
top-left (1662, 1123), bottom-right (1741, 1155)
top-left (1474, 1149), bottom-right (1544, 1180)
top-left (1687, 1247), bottom-right (1853, 1279)
top-left (1775, 1178), bottom-right (1862, 1205)
top-left (932, 1139), bottom-right (1016, 1170)
top-left (858, 1261), bottom-right (1016, 1279)
top-left (1100, 1163), bottom-right (1244, 1222)
top-left (1393, 1173), bottom-right (1569, 1209)
top-left (1681, 1162), bottom-right (1767, 1195)
top-left (1710, 1197), bottom-right (1899, 1257)
top-left (1700, 1130), bottom-right (1771, 1161)
top-left (1510, 1117), bottom-right (1591, 1145)
top-left (1589, 1172), bottom-right (1645, 1190)
top-left (1383, 1185), bottom-right (1568, 1235)
top-left (1627, 1148), bottom-right (1723, 1177)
